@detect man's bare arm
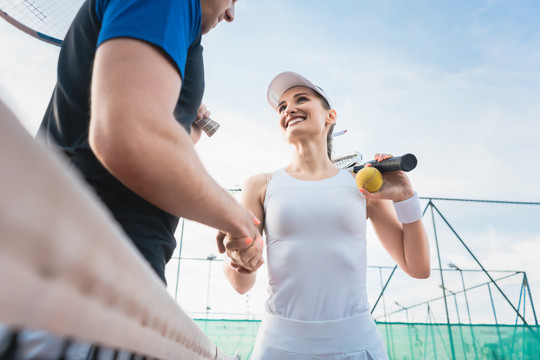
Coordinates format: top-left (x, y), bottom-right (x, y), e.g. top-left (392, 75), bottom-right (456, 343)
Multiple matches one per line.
top-left (89, 38), bottom-right (257, 245)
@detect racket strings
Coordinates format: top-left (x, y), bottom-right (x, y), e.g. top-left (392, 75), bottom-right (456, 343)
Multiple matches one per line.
top-left (332, 152), bottom-right (361, 170)
top-left (24, 1), bottom-right (46, 21)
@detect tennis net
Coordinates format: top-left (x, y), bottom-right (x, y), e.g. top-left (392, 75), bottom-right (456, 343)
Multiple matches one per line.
top-left (0, 99), bottom-right (238, 360)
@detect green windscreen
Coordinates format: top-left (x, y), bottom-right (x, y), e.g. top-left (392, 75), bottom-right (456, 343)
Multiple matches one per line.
top-left (194, 319), bottom-right (540, 360)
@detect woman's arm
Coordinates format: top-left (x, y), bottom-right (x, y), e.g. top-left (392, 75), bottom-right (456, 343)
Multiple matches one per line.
top-left (223, 173), bottom-right (268, 294)
top-left (367, 198), bottom-right (430, 278)
top-left (362, 154), bottom-right (430, 279)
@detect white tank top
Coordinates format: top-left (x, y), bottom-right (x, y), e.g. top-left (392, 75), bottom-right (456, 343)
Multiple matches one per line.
top-left (263, 168), bottom-right (370, 321)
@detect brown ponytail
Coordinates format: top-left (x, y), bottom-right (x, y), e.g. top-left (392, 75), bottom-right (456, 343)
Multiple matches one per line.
top-left (316, 95), bottom-right (334, 161)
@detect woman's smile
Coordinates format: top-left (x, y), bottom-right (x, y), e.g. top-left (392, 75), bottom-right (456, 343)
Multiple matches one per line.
top-left (286, 116), bottom-right (306, 128)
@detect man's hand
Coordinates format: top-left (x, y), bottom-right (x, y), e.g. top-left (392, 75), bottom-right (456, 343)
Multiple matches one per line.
top-left (225, 233), bottom-right (264, 274)
top-left (216, 211), bottom-right (264, 273)
top-left (190, 103), bottom-right (211, 144)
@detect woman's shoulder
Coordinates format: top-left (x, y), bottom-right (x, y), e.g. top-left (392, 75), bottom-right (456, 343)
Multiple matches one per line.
top-left (243, 171), bottom-right (277, 193)
top-left (243, 171), bottom-right (278, 206)
top-left (245, 171), bottom-right (274, 185)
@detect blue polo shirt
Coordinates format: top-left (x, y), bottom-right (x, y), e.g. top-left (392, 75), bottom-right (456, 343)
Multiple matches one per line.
top-left (96, 0), bottom-right (201, 77)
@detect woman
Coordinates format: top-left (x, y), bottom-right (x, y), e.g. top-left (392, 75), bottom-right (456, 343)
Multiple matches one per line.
top-left (223, 71), bottom-right (430, 359)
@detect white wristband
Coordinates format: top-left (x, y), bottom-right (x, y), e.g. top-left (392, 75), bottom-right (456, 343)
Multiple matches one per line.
top-left (393, 192), bottom-right (422, 224)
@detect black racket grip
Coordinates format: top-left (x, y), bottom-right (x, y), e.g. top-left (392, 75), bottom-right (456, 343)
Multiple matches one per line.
top-left (353, 153), bottom-right (417, 173)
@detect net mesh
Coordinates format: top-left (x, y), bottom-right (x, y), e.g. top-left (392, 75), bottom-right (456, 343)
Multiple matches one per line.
top-left (194, 319), bottom-right (540, 360)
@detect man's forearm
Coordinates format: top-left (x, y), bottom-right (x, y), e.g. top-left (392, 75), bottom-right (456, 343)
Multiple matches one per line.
top-left (92, 116), bottom-right (246, 235)
top-left (89, 38), bottom-right (248, 237)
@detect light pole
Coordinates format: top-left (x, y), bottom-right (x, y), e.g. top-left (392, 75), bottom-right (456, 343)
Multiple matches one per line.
top-left (448, 263), bottom-right (473, 324)
top-left (440, 284), bottom-right (468, 359)
top-left (449, 262), bottom-right (478, 360)
top-left (395, 301), bottom-right (414, 360)
top-left (205, 254), bottom-right (216, 317)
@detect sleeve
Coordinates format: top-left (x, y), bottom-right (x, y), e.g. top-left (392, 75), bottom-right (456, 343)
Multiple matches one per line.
top-left (95, 0), bottom-right (201, 77)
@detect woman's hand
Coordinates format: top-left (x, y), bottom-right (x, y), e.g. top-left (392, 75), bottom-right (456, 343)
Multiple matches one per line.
top-left (228, 238), bottom-right (265, 274)
top-left (221, 233), bottom-right (264, 274)
top-left (215, 210), bottom-right (264, 274)
top-left (359, 153), bottom-right (415, 202)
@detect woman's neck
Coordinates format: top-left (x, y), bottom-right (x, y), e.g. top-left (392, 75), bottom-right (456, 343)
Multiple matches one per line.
top-left (286, 140), bottom-right (337, 180)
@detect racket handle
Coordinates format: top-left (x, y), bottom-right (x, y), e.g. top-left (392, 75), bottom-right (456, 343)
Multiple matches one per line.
top-left (193, 117), bottom-right (220, 137)
top-left (354, 153), bottom-right (418, 173)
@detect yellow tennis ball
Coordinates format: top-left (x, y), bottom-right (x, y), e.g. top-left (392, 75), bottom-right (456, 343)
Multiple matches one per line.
top-left (355, 167), bottom-right (383, 192)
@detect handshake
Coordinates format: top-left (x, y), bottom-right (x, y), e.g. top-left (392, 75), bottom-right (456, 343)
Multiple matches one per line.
top-left (216, 212), bottom-right (264, 274)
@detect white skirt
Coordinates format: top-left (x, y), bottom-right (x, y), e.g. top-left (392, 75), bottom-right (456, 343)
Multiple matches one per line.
top-left (250, 312), bottom-right (389, 360)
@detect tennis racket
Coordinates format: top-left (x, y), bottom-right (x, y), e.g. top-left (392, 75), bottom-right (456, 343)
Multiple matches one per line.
top-left (0, 0), bottom-right (83, 46)
top-left (354, 153), bottom-right (418, 173)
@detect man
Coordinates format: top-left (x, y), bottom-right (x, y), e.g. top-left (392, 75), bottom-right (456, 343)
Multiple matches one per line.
top-left (38, 0), bottom-right (264, 283)
top-left (3, 0), bottom-right (265, 358)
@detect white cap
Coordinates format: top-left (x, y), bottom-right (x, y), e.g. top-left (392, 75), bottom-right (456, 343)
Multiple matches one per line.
top-left (267, 71), bottom-right (333, 111)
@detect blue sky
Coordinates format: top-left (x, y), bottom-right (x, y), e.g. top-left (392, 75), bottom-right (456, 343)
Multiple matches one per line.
top-left (1, 0), bottom-right (539, 322)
